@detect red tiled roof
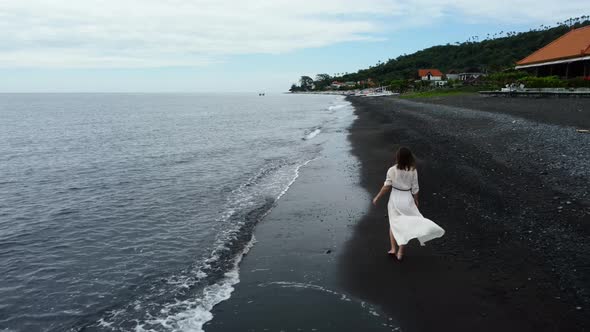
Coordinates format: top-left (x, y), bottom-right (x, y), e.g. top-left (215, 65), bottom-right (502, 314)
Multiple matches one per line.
top-left (517, 25), bottom-right (590, 66)
top-left (418, 69), bottom-right (443, 77)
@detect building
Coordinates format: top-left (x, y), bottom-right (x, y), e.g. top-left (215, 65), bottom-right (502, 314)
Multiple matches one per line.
top-left (458, 72), bottom-right (484, 81)
top-left (515, 25), bottom-right (590, 78)
top-left (331, 81), bottom-right (344, 89)
top-left (418, 69), bottom-right (443, 81)
top-left (446, 70), bottom-right (460, 80)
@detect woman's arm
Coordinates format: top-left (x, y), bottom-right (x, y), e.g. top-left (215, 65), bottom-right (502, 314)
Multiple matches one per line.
top-left (411, 169), bottom-right (419, 207)
top-left (372, 185), bottom-right (392, 206)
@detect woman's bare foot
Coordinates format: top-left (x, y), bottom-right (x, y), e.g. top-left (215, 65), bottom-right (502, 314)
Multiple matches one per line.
top-left (388, 230), bottom-right (397, 256)
top-left (396, 246), bottom-right (404, 261)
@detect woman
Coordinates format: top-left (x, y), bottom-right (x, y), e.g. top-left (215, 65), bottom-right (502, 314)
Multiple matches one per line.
top-left (372, 147), bottom-right (444, 261)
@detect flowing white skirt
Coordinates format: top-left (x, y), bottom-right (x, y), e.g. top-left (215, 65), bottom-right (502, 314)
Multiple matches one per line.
top-left (387, 190), bottom-right (445, 246)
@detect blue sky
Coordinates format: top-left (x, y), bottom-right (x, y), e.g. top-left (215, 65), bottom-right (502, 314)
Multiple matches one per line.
top-left (0, 1), bottom-right (588, 93)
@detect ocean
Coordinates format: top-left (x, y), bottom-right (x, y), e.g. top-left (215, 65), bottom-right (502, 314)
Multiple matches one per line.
top-left (0, 93), bottom-right (352, 331)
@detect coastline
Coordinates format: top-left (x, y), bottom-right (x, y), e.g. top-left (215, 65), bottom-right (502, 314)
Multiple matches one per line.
top-left (204, 100), bottom-right (397, 331)
top-left (203, 94), bottom-right (588, 332)
top-left (340, 95), bottom-right (589, 331)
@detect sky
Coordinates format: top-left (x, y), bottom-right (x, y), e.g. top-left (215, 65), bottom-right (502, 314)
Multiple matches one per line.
top-left (0, 0), bottom-right (588, 92)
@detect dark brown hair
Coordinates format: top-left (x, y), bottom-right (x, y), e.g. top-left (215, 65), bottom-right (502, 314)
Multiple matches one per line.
top-left (395, 147), bottom-right (416, 170)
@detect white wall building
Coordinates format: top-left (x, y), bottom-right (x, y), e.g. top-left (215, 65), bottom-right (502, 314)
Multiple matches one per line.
top-left (418, 69), bottom-right (443, 81)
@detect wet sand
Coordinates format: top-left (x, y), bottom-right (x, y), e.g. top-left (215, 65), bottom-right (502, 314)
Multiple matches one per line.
top-left (340, 95), bottom-right (589, 331)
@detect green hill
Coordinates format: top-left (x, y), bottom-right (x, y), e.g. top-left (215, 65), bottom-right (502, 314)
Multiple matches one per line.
top-left (302, 17), bottom-right (590, 88)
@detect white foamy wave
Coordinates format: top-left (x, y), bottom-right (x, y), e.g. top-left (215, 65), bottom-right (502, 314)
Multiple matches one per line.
top-left (328, 104), bottom-right (348, 111)
top-left (138, 237), bottom-right (256, 332)
top-left (303, 128), bottom-right (321, 140)
top-left (259, 281), bottom-right (351, 301)
top-left (93, 158), bottom-right (318, 331)
top-left (259, 282), bottom-right (385, 318)
top-left (145, 159), bottom-right (316, 331)
top-left (206, 158), bottom-right (316, 265)
top-left (276, 158), bottom-right (316, 200)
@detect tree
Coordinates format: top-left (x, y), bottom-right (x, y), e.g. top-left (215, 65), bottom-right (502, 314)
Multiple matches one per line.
top-left (299, 76), bottom-right (314, 91)
top-left (315, 73), bottom-right (331, 82)
top-left (389, 79), bottom-right (410, 93)
top-left (314, 73), bottom-right (332, 90)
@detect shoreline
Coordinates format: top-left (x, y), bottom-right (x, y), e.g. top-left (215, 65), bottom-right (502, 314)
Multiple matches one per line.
top-left (340, 95), bottom-right (589, 331)
top-left (204, 99), bottom-right (397, 331)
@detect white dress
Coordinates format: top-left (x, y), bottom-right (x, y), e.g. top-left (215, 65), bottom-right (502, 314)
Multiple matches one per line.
top-left (385, 165), bottom-right (445, 246)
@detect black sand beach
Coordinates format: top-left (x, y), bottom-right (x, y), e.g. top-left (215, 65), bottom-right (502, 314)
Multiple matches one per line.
top-left (412, 94), bottom-right (590, 128)
top-left (206, 95), bottom-right (589, 332)
top-left (341, 95), bottom-right (589, 331)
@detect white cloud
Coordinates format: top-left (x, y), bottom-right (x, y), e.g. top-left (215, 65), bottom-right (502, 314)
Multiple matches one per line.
top-left (0, 0), bottom-right (587, 68)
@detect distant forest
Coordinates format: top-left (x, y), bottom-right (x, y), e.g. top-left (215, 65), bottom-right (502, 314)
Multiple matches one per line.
top-left (297, 16), bottom-right (590, 90)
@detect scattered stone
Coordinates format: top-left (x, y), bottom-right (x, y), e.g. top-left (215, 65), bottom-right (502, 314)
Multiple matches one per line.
top-left (566, 201), bottom-right (572, 205)
top-left (558, 206), bottom-right (563, 210)
top-left (576, 306), bottom-right (582, 310)
top-left (325, 249), bottom-right (332, 254)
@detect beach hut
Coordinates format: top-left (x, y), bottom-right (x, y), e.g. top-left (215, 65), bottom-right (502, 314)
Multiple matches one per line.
top-left (515, 25), bottom-right (590, 78)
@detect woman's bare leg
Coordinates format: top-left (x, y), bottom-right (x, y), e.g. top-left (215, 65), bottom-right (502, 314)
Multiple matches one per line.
top-left (396, 245), bottom-right (405, 260)
top-left (388, 229), bottom-right (397, 254)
